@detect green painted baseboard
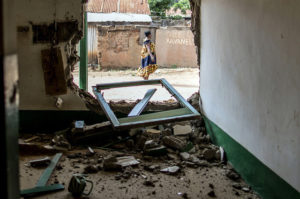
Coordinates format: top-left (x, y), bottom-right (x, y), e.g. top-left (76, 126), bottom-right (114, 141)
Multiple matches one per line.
top-left (203, 116), bottom-right (300, 199)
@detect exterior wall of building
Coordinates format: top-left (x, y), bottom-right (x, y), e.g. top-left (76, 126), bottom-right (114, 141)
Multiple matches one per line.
top-left (156, 27), bottom-right (197, 68)
top-left (200, 0), bottom-right (300, 193)
top-left (95, 25), bottom-right (198, 69)
top-left (97, 25), bottom-right (141, 69)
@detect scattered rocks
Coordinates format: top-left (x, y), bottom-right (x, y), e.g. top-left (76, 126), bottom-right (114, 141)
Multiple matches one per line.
top-left (179, 152), bottom-right (191, 161)
top-left (207, 190), bottom-right (216, 197)
top-left (173, 124), bottom-right (192, 136)
top-left (162, 136), bottom-right (186, 151)
top-left (84, 165), bottom-right (98, 173)
top-left (144, 145), bottom-right (167, 156)
top-left (160, 166), bottom-right (180, 174)
top-left (29, 157), bottom-right (51, 167)
top-left (202, 148), bottom-right (216, 161)
top-left (226, 170), bottom-right (240, 181)
top-left (103, 155), bottom-right (139, 171)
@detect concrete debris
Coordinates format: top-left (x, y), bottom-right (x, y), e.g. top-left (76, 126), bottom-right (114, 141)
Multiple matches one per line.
top-left (51, 135), bottom-right (71, 150)
top-left (179, 152), bottom-right (190, 161)
top-left (242, 187), bottom-right (250, 192)
top-left (144, 164), bottom-right (160, 172)
top-left (226, 170), bottom-right (240, 181)
top-left (136, 135), bottom-right (147, 150)
top-left (160, 166), bottom-right (180, 174)
top-left (19, 117), bottom-right (260, 199)
top-left (29, 157), bottom-right (51, 167)
top-left (84, 165), bottom-right (98, 173)
top-left (144, 140), bottom-right (159, 150)
top-left (173, 124), bottom-right (192, 136)
top-left (103, 155), bottom-right (139, 170)
top-left (87, 146), bottom-right (95, 156)
top-left (162, 136), bottom-right (186, 151)
top-left (144, 145), bottom-right (167, 156)
top-left (143, 128), bottom-right (161, 140)
top-left (202, 148), bottom-right (217, 161)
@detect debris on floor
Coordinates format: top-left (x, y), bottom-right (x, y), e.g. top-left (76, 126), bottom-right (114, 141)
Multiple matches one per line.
top-left (19, 111), bottom-right (260, 199)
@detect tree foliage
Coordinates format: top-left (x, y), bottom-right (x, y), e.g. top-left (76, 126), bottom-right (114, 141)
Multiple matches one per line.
top-left (148, 0), bottom-right (174, 16)
top-left (173, 0), bottom-right (190, 14)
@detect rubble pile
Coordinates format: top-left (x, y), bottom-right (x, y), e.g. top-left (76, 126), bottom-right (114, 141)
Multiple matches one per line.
top-left (20, 114), bottom-right (257, 196)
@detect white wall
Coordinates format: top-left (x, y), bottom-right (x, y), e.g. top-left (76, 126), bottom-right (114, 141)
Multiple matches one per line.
top-left (16, 0), bottom-right (87, 110)
top-left (200, 0), bottom-right (300, 191)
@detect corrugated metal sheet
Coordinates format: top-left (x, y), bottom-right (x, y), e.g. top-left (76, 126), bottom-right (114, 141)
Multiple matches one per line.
top-left (88, 12), bottom-right (152, 23)
top-left (88, 24), bottom-right (98, 65)
top-left (87, 0), bottom-right (150, 15)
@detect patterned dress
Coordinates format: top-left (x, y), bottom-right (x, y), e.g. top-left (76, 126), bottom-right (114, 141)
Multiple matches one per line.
top-left (137, 38), bottom-right (158, 78)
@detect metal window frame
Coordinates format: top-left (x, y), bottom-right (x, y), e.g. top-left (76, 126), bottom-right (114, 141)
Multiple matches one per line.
top-left (93, 78), bottom-right (200, 130)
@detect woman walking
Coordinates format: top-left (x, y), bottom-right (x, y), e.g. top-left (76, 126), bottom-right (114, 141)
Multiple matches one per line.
top-left (138, 31), bottom-right (158, 80)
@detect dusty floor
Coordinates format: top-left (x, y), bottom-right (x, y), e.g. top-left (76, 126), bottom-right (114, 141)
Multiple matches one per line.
top-left (20, 151), bottom-right (259, 199)
top-left (73, 68), bottom-right (199, 101)
top-left (19, 119), bottom-right (260, 199)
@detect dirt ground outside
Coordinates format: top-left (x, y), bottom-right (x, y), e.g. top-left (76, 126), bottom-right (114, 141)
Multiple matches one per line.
top-left (73, 68), bottom-right (199, 102)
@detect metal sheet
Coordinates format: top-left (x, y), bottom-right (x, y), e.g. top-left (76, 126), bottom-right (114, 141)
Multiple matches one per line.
top-left (128, 88), bottom-right (157, 117)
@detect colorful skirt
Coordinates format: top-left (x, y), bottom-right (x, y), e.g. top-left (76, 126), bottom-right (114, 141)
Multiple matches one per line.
top-left (138, 55), bottom-right (158, 77)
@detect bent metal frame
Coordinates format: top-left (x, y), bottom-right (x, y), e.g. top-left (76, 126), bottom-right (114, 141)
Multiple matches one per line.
top-left (92, 78), bottom-right (201, 130)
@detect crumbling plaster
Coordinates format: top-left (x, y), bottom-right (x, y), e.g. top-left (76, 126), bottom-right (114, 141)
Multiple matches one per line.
top-left (16, 0), bottom-right (90, 111)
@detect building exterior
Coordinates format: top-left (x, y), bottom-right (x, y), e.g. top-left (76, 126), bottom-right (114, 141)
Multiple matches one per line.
top-left (86, 0), bottom-right (198, 69)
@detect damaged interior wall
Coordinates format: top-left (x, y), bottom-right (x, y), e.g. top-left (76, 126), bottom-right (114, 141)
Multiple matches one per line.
top-left (16, 0), bottom-right (88, 111)
top-left (196, 0), bottom-right (300, 196)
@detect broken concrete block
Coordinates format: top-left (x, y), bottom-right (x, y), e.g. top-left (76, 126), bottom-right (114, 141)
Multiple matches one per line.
top-left (144, 164), bottom-right (160, 172)
top-left (161, 128), bottom-right (173, 137)
top-left (143, 140), bottom-right (159, 150)
top-left (179, 152), bottom-right (190, 161)
top-left (162, 136), bottom-right (186, 151)
top-left (144, 129), bottom-right (161, 140)
top-left (202, 148), bottom-right (216, 161)
top-left (144, 146), bottom-right (167, 156)
top-left (29, 157), bottom-right (51, 167)
top-left (136, 135), bottom-right (147, 150)
top-left (173, 124), bottom-right (192, 136)
top-left (103, 155), bottom-right (139, 170)
top-left (160, 166), bottom-right (180, 174)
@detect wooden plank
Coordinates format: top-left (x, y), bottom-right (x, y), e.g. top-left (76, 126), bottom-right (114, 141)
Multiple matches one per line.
top-left (92, 86), bottom-right (120, 127)
top-left (36, 153), bottom-right (62, 187)
top-left (41, 47), bottom-right (67, 95)
top-left (96, 79), bottom-right (161, 90)
top-left (20, 184), bottom-right (64, 197)
top-left (161, 78), bottom-right (200, 115)
top-left (128, 88), bottom-right (157, 117)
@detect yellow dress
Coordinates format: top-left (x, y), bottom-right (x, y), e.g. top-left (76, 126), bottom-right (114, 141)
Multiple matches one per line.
top-left (137, 38), bottom-right (158, 78)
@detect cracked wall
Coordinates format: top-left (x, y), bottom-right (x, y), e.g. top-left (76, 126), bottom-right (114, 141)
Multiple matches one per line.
top-left (16, 0), bottom-right (93, 111)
